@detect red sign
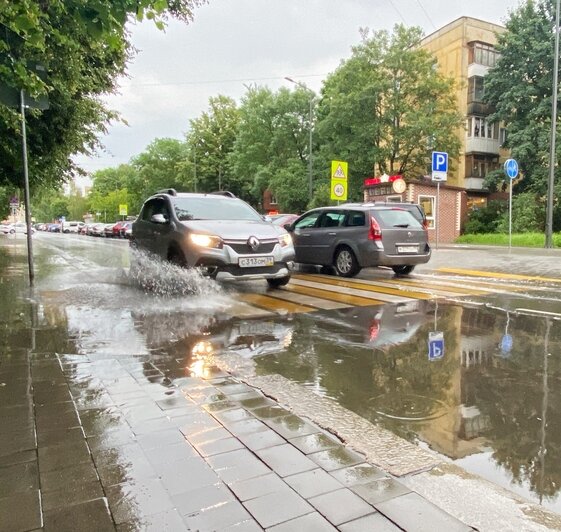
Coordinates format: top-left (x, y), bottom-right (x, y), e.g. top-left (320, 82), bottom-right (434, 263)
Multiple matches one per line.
top-left (364, 175), bottom-right (403, 187)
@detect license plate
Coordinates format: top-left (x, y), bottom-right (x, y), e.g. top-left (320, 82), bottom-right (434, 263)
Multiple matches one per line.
top-left (397, 245), bottom-right (418, 253)
top-left (239, 256), bottom-right (274, 268)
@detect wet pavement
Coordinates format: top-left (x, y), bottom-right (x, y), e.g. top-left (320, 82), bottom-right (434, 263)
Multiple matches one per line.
top-left (3, 233), bottom-right (561, 531)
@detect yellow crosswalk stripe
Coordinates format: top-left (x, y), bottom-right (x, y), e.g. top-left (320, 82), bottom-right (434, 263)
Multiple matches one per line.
top-left (373, 276), bottom-right (489, 296)
top-left (293, 273), bottom-right (433, 300)
top-left (269, 288), bottom-right (349, 310)
top-left (238, 293), bottom-right (317, 314)
top-left (437, 267), bottom-right (561, 284)
top-left (282, 283), bottom-right (384, 307)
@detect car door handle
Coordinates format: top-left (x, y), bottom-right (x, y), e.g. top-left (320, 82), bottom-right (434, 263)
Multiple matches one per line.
top-left (328, 232), bottom-right (337, 236)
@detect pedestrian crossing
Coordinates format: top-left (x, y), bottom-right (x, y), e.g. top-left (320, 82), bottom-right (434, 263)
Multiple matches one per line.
top-left (227, 268), bottom-right (555, 318)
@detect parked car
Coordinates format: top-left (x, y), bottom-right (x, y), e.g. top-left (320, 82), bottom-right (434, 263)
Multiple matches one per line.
top-left (1, 222), bottom-right (35, 235)
top-left (121, 222), bottom-right (133, 239)
top-left (112, 221), bottom-right (128, 238)
top-left (63, 221), bottom-right (85, 233)
top-left (47, 223), bottom-right (61, 233)
top-left (90, 223), bottom-right (105, 236)
top-left (104, 223), bottom-right (116, 237)
top-left (132, 189), bottom-right (294, 286)
top-left (285, 204), bottom-right (431, 277)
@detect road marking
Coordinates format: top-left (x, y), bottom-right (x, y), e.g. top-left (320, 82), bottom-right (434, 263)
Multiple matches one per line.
top-left (437, 267), bottom-right (561, 284)
top-left (228, 301), bottom-right (276, 318)
top-left (290, 277), bottom-right (413, 303)
top-left (282, 283), bottom-right (385, 307)
top-left (293, 273), bottom-right (433, 301)
top-left (269, 288), bottom-right (349, 310)
top-left (238, 293), bottom-right (317, 314)
top-left (378, 276), bottom-right (491, 296)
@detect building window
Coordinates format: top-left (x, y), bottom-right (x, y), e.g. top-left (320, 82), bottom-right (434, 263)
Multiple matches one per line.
top-left (499, 127), bottom-right (508, 147)
top-left (386, 195), bottom-right (402, 202)
top-left (270, 195), bottom-right (278, 205)
top-left (419, 196), bottom-right (435, 229)
top-left (467, 117), bottom-right (498, 139)
top-left (468, 42), bottom-right (499, 67)
top-left (467, 76), bottom-right (485, 103)
top-left (467, 197), bottom-right (487, 212)
top-left (465, 155), bottom-right (500, 178)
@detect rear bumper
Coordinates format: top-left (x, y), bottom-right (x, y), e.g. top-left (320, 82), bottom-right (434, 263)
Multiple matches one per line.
top-left (360, 245), bottom-right (431, 267)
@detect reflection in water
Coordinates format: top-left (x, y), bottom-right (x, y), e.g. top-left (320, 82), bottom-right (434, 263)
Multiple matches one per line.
top-left (244, 301), bottom-right (561, 513)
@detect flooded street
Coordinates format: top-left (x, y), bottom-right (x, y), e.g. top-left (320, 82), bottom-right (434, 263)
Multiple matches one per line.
top-left (3, 232), bottom-right (561, 528)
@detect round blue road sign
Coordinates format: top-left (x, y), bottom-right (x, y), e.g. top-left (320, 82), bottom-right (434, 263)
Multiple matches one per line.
top-left (504, 159), bottom-right (518, 180)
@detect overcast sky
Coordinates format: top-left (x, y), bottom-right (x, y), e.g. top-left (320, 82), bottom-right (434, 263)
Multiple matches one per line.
top-left (75, 0), bottom-right (523, 177)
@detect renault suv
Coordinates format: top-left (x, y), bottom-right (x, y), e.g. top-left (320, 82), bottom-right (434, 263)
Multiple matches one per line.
top-left (131, 190), bottom-right (294, 287)
top-left (286, 204), bottom-right (431, 277)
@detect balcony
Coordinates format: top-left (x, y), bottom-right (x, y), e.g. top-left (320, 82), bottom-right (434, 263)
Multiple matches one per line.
top-left (465, 137), bottom-right (500, 155)
top-left (467, 101), bottom-right (493, 116)
top-left (464, 177), bottom-right (486, 190)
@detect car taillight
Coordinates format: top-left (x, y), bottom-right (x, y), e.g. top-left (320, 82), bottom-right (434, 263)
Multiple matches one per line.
top-left (369, 216), bottom-right (382, 241)
top-left (422, 219), bottom-right (428, 232)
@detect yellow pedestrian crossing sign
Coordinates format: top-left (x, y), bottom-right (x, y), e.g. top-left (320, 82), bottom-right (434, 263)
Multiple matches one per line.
top-left (330, 178), bottom-right (347, 201)
top-left (331, 160), bottom-right (348, 180)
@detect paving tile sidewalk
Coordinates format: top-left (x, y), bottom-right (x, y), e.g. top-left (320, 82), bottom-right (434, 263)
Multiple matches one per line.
top-left (0, 346), bottom-right (475, 532)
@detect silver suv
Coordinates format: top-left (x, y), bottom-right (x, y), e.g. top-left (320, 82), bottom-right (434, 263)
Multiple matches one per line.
top-left (132, 190), bottom-right (295, 287)
top-left (286, 204), bottom-right (431, 277)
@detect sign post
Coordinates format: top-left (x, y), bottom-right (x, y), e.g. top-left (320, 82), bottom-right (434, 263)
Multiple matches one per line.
top-left (431, 152), bottom-right (448, 250)
top-left (504, 159), bottom-right (519, 249)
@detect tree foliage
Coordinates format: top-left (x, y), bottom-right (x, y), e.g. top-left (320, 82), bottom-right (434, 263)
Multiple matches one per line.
top-left (485, 0), bottom-right (557, 197)
top-left (315, 25), bottom-right (463, 199)
top-left (186, 96), bottom-right (240, 195)
top-left (0, 0), bottom-right (204, 192)
top-left (228, 86), bottom-right (315, 211)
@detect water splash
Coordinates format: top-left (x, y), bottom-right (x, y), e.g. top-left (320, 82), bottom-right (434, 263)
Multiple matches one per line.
top-left (126, 248), bottom-right (222, 297)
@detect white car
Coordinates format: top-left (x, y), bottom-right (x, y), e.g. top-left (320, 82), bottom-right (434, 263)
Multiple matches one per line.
top-left (1, 223), bottom-right (35, 235)
top-left (62, 221), bottom-right (85, 233)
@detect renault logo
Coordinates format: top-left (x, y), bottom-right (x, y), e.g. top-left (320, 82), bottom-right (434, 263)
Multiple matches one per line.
top-left (248, 236), bottom-right (260, 251)
top-left (407, 231), bottom-right (413, 238)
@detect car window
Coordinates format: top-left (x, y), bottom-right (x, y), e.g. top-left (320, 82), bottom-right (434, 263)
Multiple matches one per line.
top-left (294, 211), bottom-right (322, 229)
top-left (345, 211), bottom-right (365, 227)
top-left (318, 211), bottom-right (345, 228)
top-left (172, 197), bottom-right (262, 221)
top-left (372, 209), bottom-right (422, 228)
top-left (141, 198), bottom-right (170, 222)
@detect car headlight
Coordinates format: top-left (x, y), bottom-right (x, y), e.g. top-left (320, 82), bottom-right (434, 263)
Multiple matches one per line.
top-left (189, 233), bottom-right (223, 248)
top-left (278, 233), bottom-right (292, 247)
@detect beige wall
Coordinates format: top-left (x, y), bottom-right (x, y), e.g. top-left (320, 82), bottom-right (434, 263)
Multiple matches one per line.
top-left (420, 17), bottom-right (505, 189)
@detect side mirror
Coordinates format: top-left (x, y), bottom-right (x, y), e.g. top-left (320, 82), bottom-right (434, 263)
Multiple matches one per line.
top-left (283, 223), bottom-right (293, 232)
top-left (151, 213), bottom-right (168, 224)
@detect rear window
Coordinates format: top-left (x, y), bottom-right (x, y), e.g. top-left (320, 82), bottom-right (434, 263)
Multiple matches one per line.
top-left (371, 208), bottom-right (422, 228)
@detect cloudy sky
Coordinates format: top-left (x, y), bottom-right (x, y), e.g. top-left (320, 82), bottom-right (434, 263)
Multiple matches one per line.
top-left (76, 0), bottom-right (523, 175)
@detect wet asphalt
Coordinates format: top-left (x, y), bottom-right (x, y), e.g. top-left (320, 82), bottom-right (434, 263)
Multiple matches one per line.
top-left (2, 233), bottom-right (561, 531)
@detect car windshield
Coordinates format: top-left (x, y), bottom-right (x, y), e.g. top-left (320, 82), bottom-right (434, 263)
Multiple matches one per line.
top-left (172, 196), bottom-right (262, 222)
top-left (373, 209), bottom-right (422, 228)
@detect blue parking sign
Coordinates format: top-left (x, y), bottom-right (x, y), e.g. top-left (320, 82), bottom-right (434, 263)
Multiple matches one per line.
top-left (431, 151), bottom-right (448, 181)
top-left (428, 331), bottom-right (444, 361)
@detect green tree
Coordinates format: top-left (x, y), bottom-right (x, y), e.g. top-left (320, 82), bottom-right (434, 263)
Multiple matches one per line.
top-left (0, 0), bottom-right (204, 191)
top-left (228, 86), bottom-right (315, 210)
top-left (316, 25), bottom-right (463, 199)
top-left (31, 187), bottom-right (68, 222)
top-left (89, 188), bottom-right (129, 222)
top-left (186, 96), bottom-right (240, 195)
top-left (484, 0), bottom-right (561, 230)
top-left (66, 193), bottom-right (90, 222)
top-left (128, 138), bottom-right (189, 211)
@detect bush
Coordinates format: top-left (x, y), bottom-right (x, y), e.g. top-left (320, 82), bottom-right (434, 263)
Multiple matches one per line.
top-left (464, 200), bottom-right (507, 234)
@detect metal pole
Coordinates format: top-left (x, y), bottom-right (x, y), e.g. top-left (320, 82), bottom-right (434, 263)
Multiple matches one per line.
top-left (20, 90), bottom-right (34, 286)
top-left (193, 149), bottom-right (197, 193)
top-left (435, 182), bottom-right (440, 250)
top-left (509, 179), bottom-right (513, 249)
top-left (308, 96), bottom-right (313, 201)
top-left (546, 0), bottom-right (560, 248)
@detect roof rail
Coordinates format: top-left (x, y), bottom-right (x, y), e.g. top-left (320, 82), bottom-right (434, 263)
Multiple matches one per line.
top-left (209, 191), bottom-right (236, 198)
top-left (156, 188), bottom-right (177, 196)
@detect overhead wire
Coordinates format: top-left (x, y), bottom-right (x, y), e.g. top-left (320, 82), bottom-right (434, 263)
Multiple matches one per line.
top-left (415, 0), bottom-right (437, 30)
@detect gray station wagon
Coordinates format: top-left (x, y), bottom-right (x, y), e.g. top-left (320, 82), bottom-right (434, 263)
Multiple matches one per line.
top-left (132, 190), bottom-right (295, 286)
top-left (286, 204), bottom-right (431, 277)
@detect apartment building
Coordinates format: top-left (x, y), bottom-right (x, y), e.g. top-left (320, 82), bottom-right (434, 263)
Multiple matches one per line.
top-left (419, 16), bottom-right (508, 210)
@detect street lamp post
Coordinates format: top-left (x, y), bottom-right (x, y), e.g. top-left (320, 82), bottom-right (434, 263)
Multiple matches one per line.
top-left (285, 77), bottom-right (314, 201)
